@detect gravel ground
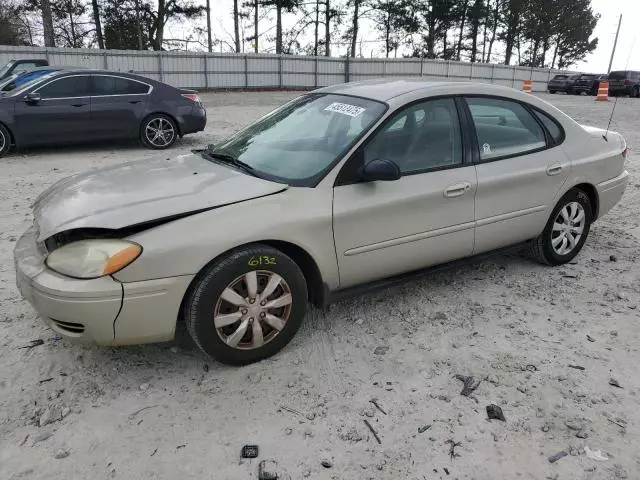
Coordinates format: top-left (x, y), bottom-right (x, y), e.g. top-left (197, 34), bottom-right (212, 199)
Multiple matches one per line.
top-left (1, 91), bottom-right (639, 480)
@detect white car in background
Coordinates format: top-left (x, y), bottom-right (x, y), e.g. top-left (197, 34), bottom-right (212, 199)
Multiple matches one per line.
top-left (14, 80), bottom-right (629, 365)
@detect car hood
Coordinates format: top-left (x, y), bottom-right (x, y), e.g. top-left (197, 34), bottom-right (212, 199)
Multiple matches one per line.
top-left (33, 152), bottom-right (288, 241)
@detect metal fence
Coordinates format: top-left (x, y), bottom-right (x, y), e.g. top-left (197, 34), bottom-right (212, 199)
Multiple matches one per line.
top-left (0, 45), bottom-right (571, 91)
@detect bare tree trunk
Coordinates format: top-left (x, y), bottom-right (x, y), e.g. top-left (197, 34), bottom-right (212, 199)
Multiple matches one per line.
top-left (456, 0), bottom-right (469, 61)
top-left (233, 0), bottom-right (240, 52)
top-left (253, 0), bottom-right (258, 52)
top-left (275, 4), bottom-right (282, 54)
top-left (350, 0), bottom-right (358, 57)
top-left (68, 7), bottom-right (77, 47)
top-left (135, 0), bottom-right (143, 49)
top-left (551, 41), bottom-right (558, 69)
top-left (481, 4), bottom-right (489, 62)
top-left (206, 0), bottom-right (212, 51)
top-left (314, 0), bottom-right (319, 55)
top-left (41, 0), bottom-right (55, 47)
top-left (486, 0), bottom-right (499, 63)
top-left (91, 0), bottom-right (104, 49)
top-left (324, 0), bottom-right (330, 56)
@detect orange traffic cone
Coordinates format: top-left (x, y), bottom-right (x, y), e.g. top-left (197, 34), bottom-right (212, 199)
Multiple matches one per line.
top-left (596, 81), bottom-right (609, 101)
top-left (522, 80), bottom-right (532, 94)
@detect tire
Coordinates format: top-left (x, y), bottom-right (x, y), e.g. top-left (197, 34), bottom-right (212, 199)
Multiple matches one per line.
top-left (549, 90), bottom-right (556, 94)
top-left (140, 113), bottom-right (178, 150)
top-left (634, 87), bottom-right (640, 98)
top-left (183, 244), bottom-right (308, 365)
top-left (529, 188), bottom-right (593, 266)
top-left (0, 123), bottom-right (11, 157)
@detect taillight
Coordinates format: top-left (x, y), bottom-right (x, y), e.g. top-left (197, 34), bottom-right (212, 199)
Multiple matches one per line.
top-left (622, 147), bottom-right (630, 159)
top-left (181, 93), bottom-right (201, 103)
top-left (624, 79), bottom-right (630, 85)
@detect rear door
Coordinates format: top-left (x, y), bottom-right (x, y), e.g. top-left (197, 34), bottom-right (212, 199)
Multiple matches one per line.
top-left (464, 96), bottom-right (570, 254)
top-left (89, 75), bottom-right (150, 139)
top-left (13, 75), bottom-right (92, 145)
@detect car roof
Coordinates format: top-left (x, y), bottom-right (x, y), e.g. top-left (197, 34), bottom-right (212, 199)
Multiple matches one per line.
top-left (44, 69), bottom-right (158, 84)
top-left (316, 78), bottom-right (539, 102)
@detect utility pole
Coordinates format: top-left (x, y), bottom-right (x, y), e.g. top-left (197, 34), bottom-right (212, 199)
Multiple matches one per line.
top-left (608, 14), bottom-right (622, 73)
top-left (206, 0), bottom-right (212, 52)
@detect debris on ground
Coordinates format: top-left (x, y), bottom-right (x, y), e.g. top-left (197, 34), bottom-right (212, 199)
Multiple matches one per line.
top-left (369, 398), bottom-right (387, 415)
top-left (418, 425), bottom-right (431, 434)
top-left (18, 339), bottom-right (44, 349)
top-left (258, 460), bottom-right (279, 480)
top-left (241, 445), bottom-right (259, 459)
top-left (609, 378), bottom-right (623, 388)
top-left (568, 365), bottom-right (585, 370)
top-left (38, 377), bottom-right (54, 384)
top-left (446, 439), bottom-right (462, 460)
top-left (363, 419), bottom-right (382, 444)
top-left (584, 446), bottom-right (609, 461)
top-left (455, 375), bottom-right (481, 398)
top-left (486, 405), bottom-right (506, 421)
top-left (586, 334), bottom-right (596, 342)
top-left (321, 459), bottom-right (333, 468)
top-left (31, 431), bottom-right (53, 445)
top-left (607, 418), bottom-right (627, 430)
top-left (373, 346), bottom-right (389, 355)
top-left (54, 449), bottom-right (70, 459)
top-left (610, 255), bottom-right (618, 262)
top-left (548, 451), bottom-right (568, 463)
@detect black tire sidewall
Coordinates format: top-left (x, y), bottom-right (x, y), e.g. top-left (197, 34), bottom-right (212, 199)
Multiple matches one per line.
top-left (0, 124), bottom-right (10, 156)
top-left (185, 245), bottom-right (308, 365)
top-left (541, 189), bottom-right (593, 265)
top-left (140, 114), bottom-right (178, 149)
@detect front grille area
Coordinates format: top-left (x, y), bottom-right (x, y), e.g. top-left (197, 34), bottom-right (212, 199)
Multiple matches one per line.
top-left (51, 319), bottom-right (85, 334)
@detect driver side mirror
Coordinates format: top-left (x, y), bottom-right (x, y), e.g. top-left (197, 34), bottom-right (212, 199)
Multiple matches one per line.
top-left (24, 92), bottom-right (41, 103)
top-left (361, 158), bottom-right (401, 182)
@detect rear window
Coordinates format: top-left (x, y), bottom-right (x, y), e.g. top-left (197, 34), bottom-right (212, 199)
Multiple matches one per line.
top-left (608, 71), bottom-right (627, 79)
top-left (533, 109), bottom-right (563, 144)
top-left (552, 75), bottom-right (568, 80)
top-left (579, 75), bottom-right (595, 79)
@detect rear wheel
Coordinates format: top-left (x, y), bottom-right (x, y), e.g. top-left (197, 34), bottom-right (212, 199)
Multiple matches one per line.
top-left (634, 87), bottom-right (640, 98)
top-left (549, 90), bottom-right (556, 94)
top-left (0, 123), bottom-right (10, 157)
top-left (140, 114), bottom-right (178, 149)
top-left (529, 188), bottom-right (593, 266)
top-left (184, 245), bottom-right (308, 365)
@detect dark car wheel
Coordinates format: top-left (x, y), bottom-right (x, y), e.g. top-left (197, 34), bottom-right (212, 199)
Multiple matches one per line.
top-left (184, 244), bottom-right (308, 365)
top-left (549, 90), bottom-right (556, 94)
top-left (141, 114), bottom-right (178, 149)
top-left (529, 188), bottom-right (593, 266)
top-left (0, 123), bottom-right (10, 157)
top-left (634, 87), bottom-right (640, 98)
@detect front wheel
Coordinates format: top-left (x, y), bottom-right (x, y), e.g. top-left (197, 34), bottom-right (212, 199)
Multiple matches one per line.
top-left (549, 90), bottom-right (556, 94)
top-left (0, 123), bottom-right (11, 157)
top-left (140, 114), bottom-right (178, 149)
top-left (529, 188), bottom-right (593, 266)
top-left (183, 245), bottom-right (308, 365)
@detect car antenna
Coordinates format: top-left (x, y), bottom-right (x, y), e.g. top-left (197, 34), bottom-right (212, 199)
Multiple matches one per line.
top-left (603, 37), bottom-right (635, 141)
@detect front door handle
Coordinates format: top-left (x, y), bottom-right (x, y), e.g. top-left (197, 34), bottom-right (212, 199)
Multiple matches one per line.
top-left (71, 103), bottom-right (87, 107)
top-left (546, 165), bottom-right (563, 176)
top-left (444, 182), bottom-right (471, 198)
top-left (128, 100), bottom-right (141, 104)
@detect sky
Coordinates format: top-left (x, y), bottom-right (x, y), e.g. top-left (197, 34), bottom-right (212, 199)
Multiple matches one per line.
top-left (167, 0), bottom-right (640, 73)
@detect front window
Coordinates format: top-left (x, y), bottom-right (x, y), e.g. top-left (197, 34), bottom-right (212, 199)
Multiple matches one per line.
top-left (0, 61), bottom-right (14, 78)
top-left (36, 76), bottom-right (92, 99)
top-left (208, 93), bottom-right (386, 185)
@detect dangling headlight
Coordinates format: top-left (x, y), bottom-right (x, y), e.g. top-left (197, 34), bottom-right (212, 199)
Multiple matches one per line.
top-left (45, 240), bottom-right (142, 279)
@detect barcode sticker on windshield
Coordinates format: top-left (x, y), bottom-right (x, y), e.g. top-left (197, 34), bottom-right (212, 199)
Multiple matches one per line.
top-left (324, 102), bottom-right (366, 117)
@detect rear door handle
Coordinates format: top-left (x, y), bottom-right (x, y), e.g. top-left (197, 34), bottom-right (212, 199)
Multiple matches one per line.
top-left (71, 103), bottom-right (87, 107)
top-left (128, 100), bottom-right (141, 104)
top-left (546, 165), bottom-right (563, 176)
top-left (444, 182), bottom-right (471, 198)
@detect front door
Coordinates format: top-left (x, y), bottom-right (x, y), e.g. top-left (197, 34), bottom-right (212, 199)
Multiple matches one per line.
top-left (464, 96), bottom-right (570, 254)
top-left (14, 75), bottom-right (92, 145)
top-left (89, 75), bottom-right (150, 139)
top-left (332, 97), bottom-right (477, 288)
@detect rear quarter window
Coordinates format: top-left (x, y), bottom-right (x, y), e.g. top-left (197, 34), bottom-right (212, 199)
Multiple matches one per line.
top-left (532, 109), bottom-right (564, 145)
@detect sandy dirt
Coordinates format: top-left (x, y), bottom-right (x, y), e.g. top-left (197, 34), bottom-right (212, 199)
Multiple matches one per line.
top-left (1, 91), bottom-right (639, 480)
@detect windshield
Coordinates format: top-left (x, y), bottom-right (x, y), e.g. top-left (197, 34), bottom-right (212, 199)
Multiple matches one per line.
top-left (209, 93), bottom-right (387, 185)
top-left (0, 61), bottom-right (14, 79)
top-left (6, 71), bottom-right (58, 96)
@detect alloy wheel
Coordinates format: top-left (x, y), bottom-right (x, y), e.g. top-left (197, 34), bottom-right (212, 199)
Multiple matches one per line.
top-left (551, 201), bottom-right (585, 255)
top-left (145, 118), bottom-right (175, 147)
top-left (0, 129), bottom-right (5, 152)
top-left (213, 270), bottom-right (293, 350)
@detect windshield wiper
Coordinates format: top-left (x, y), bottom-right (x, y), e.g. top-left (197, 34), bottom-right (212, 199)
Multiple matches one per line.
top-left (201, 146), bottom-right (258, 177)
